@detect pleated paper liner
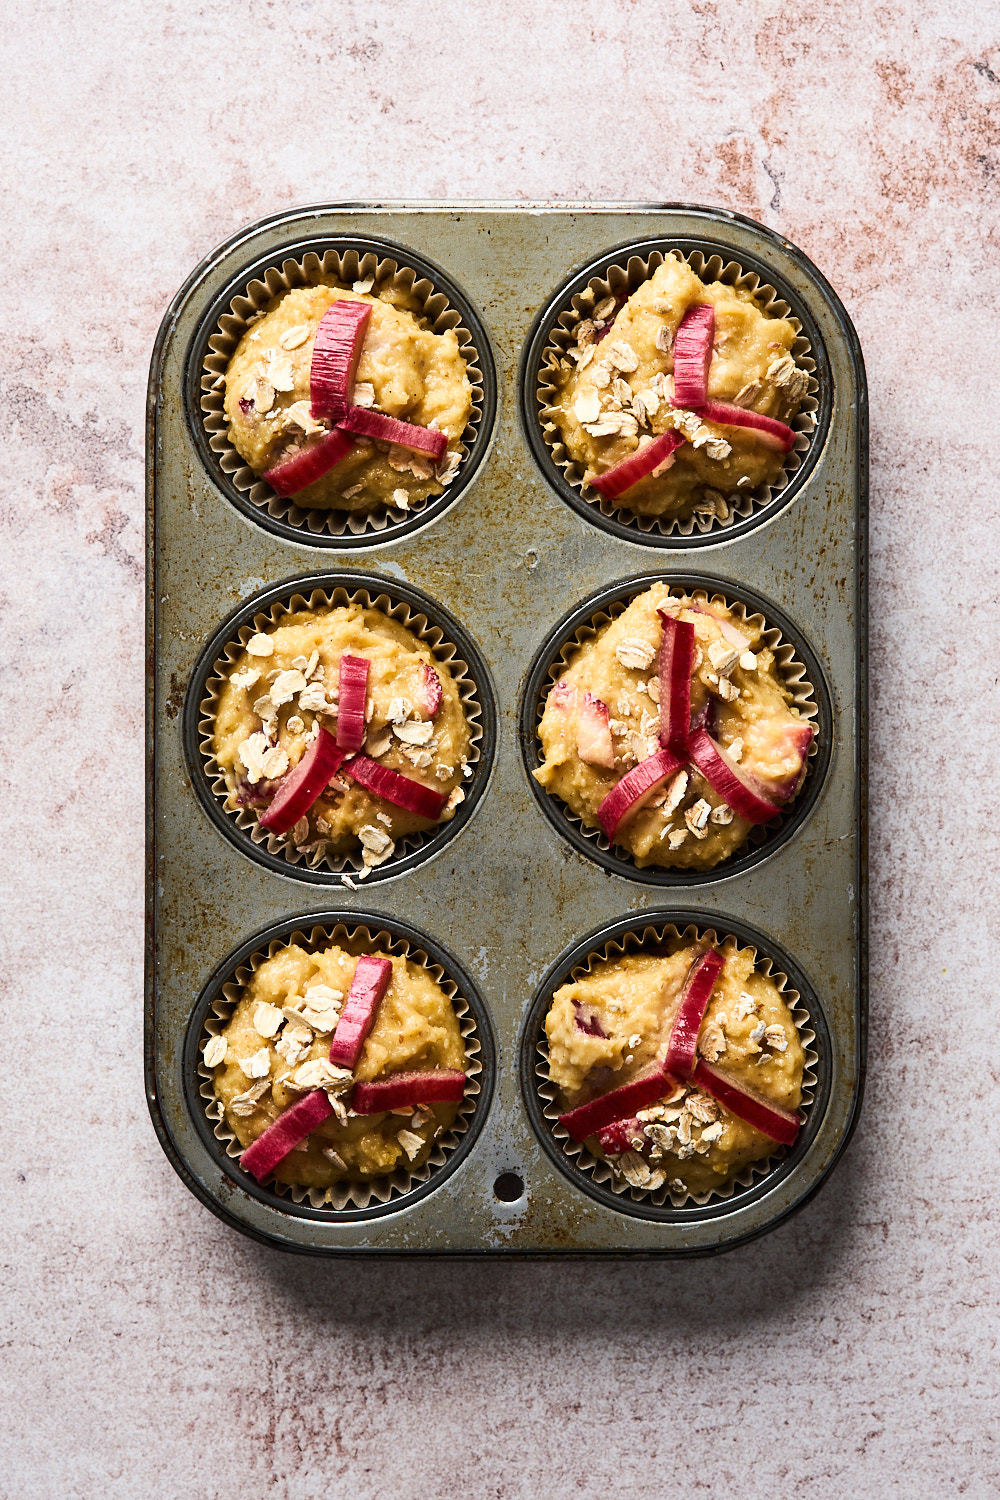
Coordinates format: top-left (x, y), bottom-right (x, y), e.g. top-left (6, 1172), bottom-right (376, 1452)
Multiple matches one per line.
top-left (529, 582), bottom-right (820, 877)
top-left (535, 248), bottom-right (819, 538)
top-left (533, 921), bottom-right (818, 1211)
top-left (199, 247), bottom-right (488, 539)
top-left (197, 581), bottom-right (487, 881)
top-left (197, 920), bottom-right (484, 1211)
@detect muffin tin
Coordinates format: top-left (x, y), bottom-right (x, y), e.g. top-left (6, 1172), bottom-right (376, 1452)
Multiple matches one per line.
top-left (146, 203), bottom-right (867, 1256)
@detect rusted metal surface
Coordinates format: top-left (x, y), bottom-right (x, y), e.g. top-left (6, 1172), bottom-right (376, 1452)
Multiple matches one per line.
top-left (145, 203), bottom-right (867, 1255)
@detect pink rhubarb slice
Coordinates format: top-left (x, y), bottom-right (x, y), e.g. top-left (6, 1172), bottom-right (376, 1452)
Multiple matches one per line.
top-left (665, 949), bottom-right (725, 1079)
top-left (413, 662), bottom-right (443, 719)
top-left (577, 692), bottom-right (615, 768)
top-left (694, 400), bottom-right (796, 453)
top-left (329, 954), bottom-right (393, 1070)
top-left (590, 430), bottom-right (686, 500)
top-left (258, 727), bottom-right (346, 836)
top-left (596, 1116), bottom-right (646, 1156)
top-left (345, 753), bottom-right (448, 821)
top-left (657, 610), bottom-right (696, 754)
top-left (309, 299), bottom-right (372, 419)
top-left (687, 727), bottom-right (783, 825)
top-left (597, 746), bottom-right (686, 842)
top-left (559, 1060), bottom-right (673, 1142)
top-left (671, 304), bottom-right (715, 407)
top-left (352, 1069), bottom-right (467, 1113)
top-left (573, 1000), bottom-right (607, 1038)
top-left (691, 1059), bottom-right (801, 1146)
top-left (336, 653), bottom-right (370, 752)
top-left (690, 602), bottom-right (752, 653)
top-left (756, 721), bottom-right (815, 801)
top-left (263, 428), bottom-right (354, 497)
top-left (336, 406), bottom-right (448, 460)
top-left (240, 1089), bottom-right (334, 1181)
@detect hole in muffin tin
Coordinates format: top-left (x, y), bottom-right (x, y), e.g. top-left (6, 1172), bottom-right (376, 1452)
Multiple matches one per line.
top-left (183, 572), bottom-right (498, 886)
top-left (185, 235), bottom-right (498, 548)
top-left (518, 573), bottom-right (833, 887)
top-left (519, 236), bottom-right (832, 548)
top-left (519, 910), bottom-right (831, 1223)
top-left (493, 1172), bottom-right (525, 1203)
top-left (183, 912), bottom-right (496, 1221)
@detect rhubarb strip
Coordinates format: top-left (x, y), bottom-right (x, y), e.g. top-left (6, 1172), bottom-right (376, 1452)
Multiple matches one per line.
top-left (573, 1000), bottom-right (607, 1038)
top-left (345, 754), bottom-right (448, 821)
top-left (671, 304), bottom-right (715, 407)
top-left (687, 728), bottom-right (782, 825)
top-left (336, 406), bottom-right (448, 460)
top-left (258, 728), bottom-right (346, 836)
top-left (559, 1061), bottom-right (673, 1142)
top-left (263, 429), bottom-right (355, 497)
top-left (413, 662), bottom-right (443, 718)
top-left (577, 692), bottom-right (615, 768)
top-left (329, 955), bottom-right (393, 1070)
top-left (597, 747), bottom-right (686, 842)
top-left (240, 1089), bottom-right (334, 1181)
top-left (336, 654), bottom-right (370, 752)
top-left (691, 1060), bottom-right (801, 1146)
top-left (596, 1116), bottom-right (645, 1155)
top-left (693, 400), bottom-right (796, 453)
top-left (352, 1070), bottom-right (467, 1113)
top-left (665, 949), bottom-right (725, 1078)
top-left (309, 299), bottom-right (372, 419)
top-left (657, 610), bottom-right (696, 754)
top-left (590, 430), bottom-right (685, 500)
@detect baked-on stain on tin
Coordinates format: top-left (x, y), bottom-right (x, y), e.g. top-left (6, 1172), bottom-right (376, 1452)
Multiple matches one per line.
top-left (146, 203), bottom-right (867, 1257)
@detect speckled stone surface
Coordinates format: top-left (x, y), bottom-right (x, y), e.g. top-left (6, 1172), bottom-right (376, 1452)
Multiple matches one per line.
top-left (2, 2), bottom-right (999, 1494)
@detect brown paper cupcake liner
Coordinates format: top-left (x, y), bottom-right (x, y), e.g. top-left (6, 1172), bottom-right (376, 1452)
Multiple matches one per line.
top-left (200, 248), bottom-right (486, 538)
top-left (534, 922), bottom-right (818, 1209)
top-left (534, 584), bottom-right (819, 870)
top-left (198, 583), bottom-right (484, 879)
top-left (197, 920), bottom-right (483, 1211)
top-left (536, 249), bottom-right (819, 538)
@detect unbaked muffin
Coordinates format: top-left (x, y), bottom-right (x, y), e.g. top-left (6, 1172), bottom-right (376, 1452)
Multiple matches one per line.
top-left (545, 938), bottom-right (805, 1197)
top-left (533, 582), bottom-right (814, 870)
top-left (212, 599), bottom-right (472, 876)
top-left (547, 255), bottom-right (811, 524)
top-left (206, 940), bottom-right (467, 1188)
top-left (223, 281), bottom-right (472, 512)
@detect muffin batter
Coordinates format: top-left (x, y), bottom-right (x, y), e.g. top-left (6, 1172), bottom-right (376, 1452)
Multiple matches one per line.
top-left (208, 941), bottom-right (466, 1188)
top-left (545, 939), bottom-right (805, 1196)
top-left (548, 256), bottom-right (810, 522)
top-left (213, 600), bottom-right (472, 873)
top-left (224, 283), bottom-right (472, 511)
top-left (533, 582), bottom-right (813, 870)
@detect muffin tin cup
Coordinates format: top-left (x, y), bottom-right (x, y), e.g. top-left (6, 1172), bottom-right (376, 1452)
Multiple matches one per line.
top-left (191, 239), bottom-right (496, 546)
top-left (185, 913), bottom-right (495, 1220)
top-left (521, 911), bottom-right (830, 1222)
top-left (184, 572), bottom-right (497, 886)
top-left (522, 239), bottom-right (832, 547)
top-left (519, 574), bottom-right (833, 886)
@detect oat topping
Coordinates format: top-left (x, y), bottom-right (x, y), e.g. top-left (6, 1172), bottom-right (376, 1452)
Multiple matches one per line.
top-left (396, 1129), bottom-right (424, 1161)
top-left (286, 1059), bottom-right (353, 1093)
top-left (230, 1079), bottom-right (271, 1116)
top-left (736, 991), bottom-right (759, 1020)
top-left (238, 732), bottom-right (288, 784)
top-left (246, 633), bottom-right (275, 658)
top-left (739, 651), bottom-right (758, 671)
top-left (252, 1002), bottom-right (283, 1038)
top-left (203, 1034), bottom-right (227, 1067)
top-left (709, 803), bottom-right (734, 825)
top-left (231, 666), bottom-right (261, 691)
top-left (615, 638), bottom-right (656, 671)
top-left (684, 799), bottom-right (712, 838)
top-left (697, 1021), bottom-right (727, 1062)
top-left (764, 1024), bottom-right (788, 1052)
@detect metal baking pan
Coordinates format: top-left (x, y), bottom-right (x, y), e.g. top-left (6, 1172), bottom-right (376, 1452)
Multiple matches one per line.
top-left (145, 202), bottom-right (867, 1256)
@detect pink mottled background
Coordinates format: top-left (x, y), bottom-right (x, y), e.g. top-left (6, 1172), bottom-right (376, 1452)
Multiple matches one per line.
top-left (2, 2), bottom-right (999, 1495)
